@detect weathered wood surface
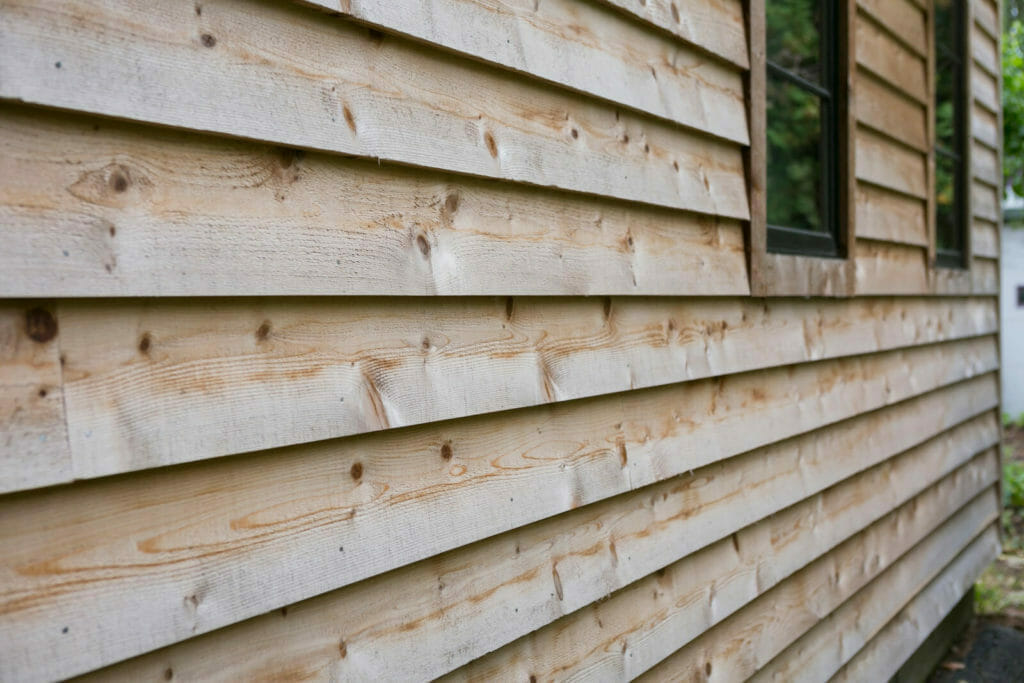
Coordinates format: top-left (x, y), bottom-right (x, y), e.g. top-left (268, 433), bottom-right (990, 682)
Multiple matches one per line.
top-left (637, 457), bottom-right (999, 682)
top-left (856, 13), bottom-right (928, 104)
top-left (856, 70), bottom-right (928, 153)
top-left (971, 22), bottom-right (1000, 77)
top-left (444, 424), bottom-right (999, 682)
top-left (857, 0), bottom-right (927, 56)
top-left (833, 525), bottom-right (1001, 681)
top-left (972, 62), bottom-right (1000, 114)
top-left (973, 219), bottom-right (999, 259)
top-left (751, 490), bottom-right (1000, 682)
top-left (295, 0), bottom-right (749, 141)
top-left (973, 140), bottom-right (1001, 188)
top-left (595, 0), bottom-right (747, 69)
top-left (855, 184), bottom-right (928, 246)
top-left (0, 104), bottom-right (747, 298)
top-left (46, 297), bottom-right (996, 487)
top-left (855, 241), bottom-right (929, 295)
top-left (972, 104), bottom-right (1000, 149)
top-left (973, 179), bottom-right (1000, 222)
top-left (973, 0), bottom-right (1000, 40)
top-left (76, 391), bottom-right (998, 683)
top-left (0, 305), bottom-right (71, 493)
top-left (0, 0), bottom-right (749, 219)
top-left (856, 128), bottom-right (928, 199)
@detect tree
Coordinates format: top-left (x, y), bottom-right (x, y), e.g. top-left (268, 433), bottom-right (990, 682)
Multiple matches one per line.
top-left (1004, 17), bottom-right (1024, 196)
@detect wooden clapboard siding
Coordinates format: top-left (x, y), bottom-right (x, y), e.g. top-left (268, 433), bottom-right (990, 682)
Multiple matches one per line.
top-left (45, 296), bottom-right (994, 487)
top-left (855, 241), bottom-right (929, 295)
top-left (973, 0), bottom-right (1000, 40)
top-left (971, 21), bottom-right (1000, 78)
top-left (0, 0), bottom-right (749, 220)
top-left (856, 128), bottom-right (928, 199)
top-left (973, 140), bottom-right (1001, 188)
top-left (0, 104), bottom-right (747, 299)
top-left (637, 458), bottom-right (1000, 682)
top-left (750, 489), bottom-right (1000, 682)
top-left (857, 0), bottom-right (927, 57)
top-left (295, 0), bottom-right (749, 142)
top-left (855, 184), bottom-right (928, 246)
top-left (972, 104), bottom-right (1000, 149)
top-left (78, 388), bottom-right (998, 683)
top-left (832, 525), bottom-right (1002, 681)
top-left (0, 340), bottom-right (998, 680)
top-left (973, 179), bottom-right (1001, 222)
top-left (973, 219), bottom-right (1000, 259)
top-left (856, 70), bottom-right (929, 153)
top-left (972, 62), bottom-right (1000, 114)
top-left (596, 0), bottom-right (747, 69)
top-left (0, 305), bottom-right (71, 493)
top-left (856, 11), bottom-right (928, 104)
top-left (443, 420), bottom-right (999, 682)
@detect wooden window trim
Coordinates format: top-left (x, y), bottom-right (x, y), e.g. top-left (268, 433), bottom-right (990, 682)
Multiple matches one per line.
top-left (746, 0), bottom-right (857, 297)
top-left (929, 0), bottom-right (977, 294)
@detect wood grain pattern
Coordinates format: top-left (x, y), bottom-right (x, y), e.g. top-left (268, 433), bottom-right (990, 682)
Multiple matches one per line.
top-left (972, 219), bottom-right (999, 259)
top-left (832, 525), bottom-right (1001, 681)
top-left (0, 0), bottom-right (749, 219)
top-left (857, 0), bottom-right (927, 56)
top-left (972, 179), bottom-right (1000, 222)
top-left (49, 297), bottom-right (997, 486)
top-left (856, 71), bottom-right (928, 153)
top-left (596, 0), bottom-right (748, 68)
top-left (973, 0), bottom-right (999, 40)
top-left (752, 489), bottom-right (1000, 682)
top-left (855, 240), bottom-right (929, 295)
top-left (0, 305), bottom-right (71, 493)
top-left (296, 0), bottom-right (749, 141)
top-left (74, 384), bottom-right (998, 683)
top-left (857, 127), bottom-right (928, 199)
top-left (0, 345), bottom-right (999, 680)
top-left (0, 104), bottom-right (748, 298)
top-left (972, 140), bottom-right (1001, 188)
top-left (444, 420), bottom-right (1000, 683)
top-left (857, 12), bottom-right (928, 104)
top-left (972, 62), bottom-right (1000, 114)
top-left (972, 103), bottom-right (1000, 149)
top-left (971, 21), bottom-right (1000, 77)
top-left (856, 184), bottom-right (928, 246)
top-left (638, 456), bottom-right (1000, 682)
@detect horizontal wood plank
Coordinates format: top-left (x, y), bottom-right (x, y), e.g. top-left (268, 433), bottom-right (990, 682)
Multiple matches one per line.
top-left (856, 128), bottom-right (928, 198)
top-left (972, 179), bottom-right (1000, 222)
top-left (47, 297), bottom-right (997, 486)
top-left (971, 21), bottom-right (1000, 78)
top-left (0, 304), bottom-right (71, 493)
top-left (74, 381), bottom-right (997, 683)
top-left (295, 0), bottom-right (749, 141)
top-left (857, 12), bottom-right (928, 104)
top-left (445, 422), bottom-right (1000, 682)
top-left (856, 71), bottom-right (928, 152)
top-left (832, 524), bottom-right (1001, 681)
top-left (752, 490), bottom-right (1000, 682)
top-left (972, 257), bottom-right (999, 294)
top-left (0, 0), bottom-right (748, 218)
top-left (639, 455), bottom-right (1000, 681)
top-left (0, 343), bottom-right (999, 680)
top-left (972, 103), bottom-right (1000, 149)
top-left (595, 0), bottom-right (748, 69)
top-left (973, 0), bottom-right (999, 40)
top-left (973, 140), bottom-right (1001, 187)
top-left (972, 219), bottom-right (999, 259)
top-left (0, 104), bottom-right (748, 298)
top-left (972, 62), bottom-right (1000, 114)
top-left (855, 240), bottom-right (929, 295)
top-left (857, 0), bottom-right (927, 56)
top-left (856, 185), bottom-right (928, 246)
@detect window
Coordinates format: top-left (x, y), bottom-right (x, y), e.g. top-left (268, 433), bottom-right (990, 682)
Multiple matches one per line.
top-left (1018, 285), bottom-right (1024, 307)
top-left (934, 0), bottom-right (968, 268)
top-left (765, 0), bottom-right (841, 257)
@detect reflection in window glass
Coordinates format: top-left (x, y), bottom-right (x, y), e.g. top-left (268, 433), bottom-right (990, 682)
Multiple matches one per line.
top-left (766, 0), bottom-right (822, 84)
top-left (767, 78), bottom-right (823, 232)
top-left (933, 0), bottom-right (966, 267)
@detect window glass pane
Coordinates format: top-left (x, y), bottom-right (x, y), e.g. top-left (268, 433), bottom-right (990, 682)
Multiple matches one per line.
top-left (767, 75), bottom-right (824, 232)
top-left (935, 58), bottom-right (956, 152)
top-left (935, 153), bottom-right (958, 250)
top-left (934, 0), bottom-right (956, 49)
top-left (766, 0), bottom-right (821, 84)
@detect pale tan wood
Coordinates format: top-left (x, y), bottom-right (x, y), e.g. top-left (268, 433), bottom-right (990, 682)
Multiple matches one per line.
top-left (638, 452), bottom-right (1000, 682)
top-left (49, 297), bottom-right (997, 486)
top-left (856, 71), bottom-right (929, 152)
top-left (0, 104), bottom-right (748, 298)
top-left (855, 240), bottom-right (930, 295)
top-left (856, 184), bottom-right (928, 246)
top-left (857, 0), bottom-right (927, 57)
top-left (0, 0), bottom-right (748, 219)
top-left (295, 0), bottom-right (749, 142)
top-left (971, 19), bottom-right (1000, 79)
top-left (595, 0), bottom-right (748, 69)
top-left (444, 423), bottom-right (1000, 683)
top-left (832, 525), bottom-right (1002, 681)
top-left (857, 12), bottom-right (928, 104)
top-left (972, 62), bottom-right (1000, 114)
top-left (0, 345), bottom-right (999, 681)
top-left (973, 139), bottom-right (1001, 188)
top-left (0, 305), bottom-right (71, 493)
top-left (972, 257), bottom-right (999, 293)
top-left (973, 219), bottom-right (1000, 259)
top-left (75, 384), bottom-right (998, 683)
top-left (973, 0), bottom-right (1000, 40)
top-left (856, 128), bottom-right (928, 199)
top-left (758, 253), bottom-right (854, 297)
top-left (751, 489), bottom-right (1000, 682)
top-left (972, 179), bottom-right (1000, 222)
top-left (972, 103), bottom-right (1000, 149)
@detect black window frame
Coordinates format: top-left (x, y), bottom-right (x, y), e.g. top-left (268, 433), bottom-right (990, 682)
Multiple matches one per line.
top-left (765, 0), bottom-right (842, 259)
top-left (934, 0), bottom-right (969, 269)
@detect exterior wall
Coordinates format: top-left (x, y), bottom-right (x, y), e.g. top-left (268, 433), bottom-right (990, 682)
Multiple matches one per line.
top-left (1002, 225), bottom-right (1024, 416)
top-left (0, 0), bottom-right (1002, 680)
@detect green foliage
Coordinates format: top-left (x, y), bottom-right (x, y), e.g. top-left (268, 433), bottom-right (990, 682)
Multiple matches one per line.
top-left (1005, 459), bottom-right (1024, 509)
top-left (1004, 20), bottom-right (1024, 196)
